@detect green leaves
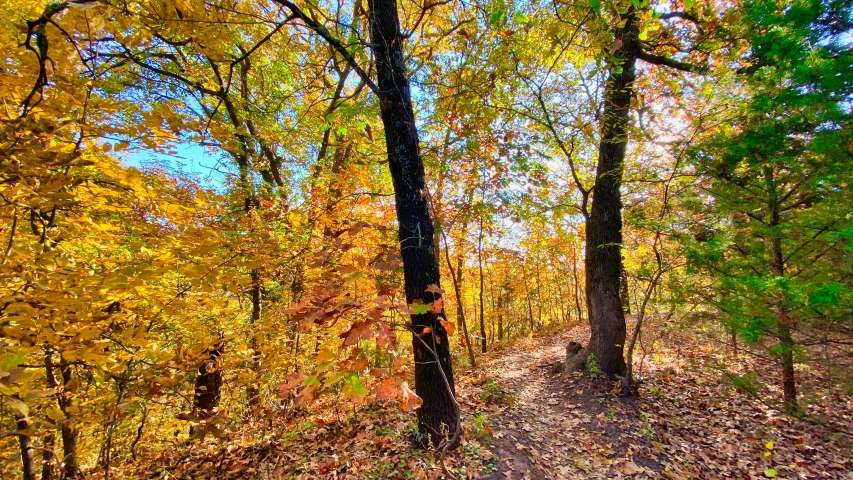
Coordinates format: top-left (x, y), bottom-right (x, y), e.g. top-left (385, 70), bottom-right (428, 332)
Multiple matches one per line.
top-left (589, 0), bottom-right (602, 14)
top-left (513, 11), bottom-right (530, 24)
top-left (490, 9), bottom-right (505, 27)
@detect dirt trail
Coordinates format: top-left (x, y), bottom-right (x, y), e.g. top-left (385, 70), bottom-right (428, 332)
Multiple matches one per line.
top-left (466, 331), bottom-right (852, 480)
top-left (472, 333), bottom-right (663, 480)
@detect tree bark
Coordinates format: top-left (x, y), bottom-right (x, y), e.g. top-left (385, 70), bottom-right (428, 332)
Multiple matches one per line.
top-left (16, 406), bottom-right (37, 480)
top-left (497, 293), bottom-right (504, 341)
top-left (521, 262), bottom-right (535, 335)
top-left (584, 11), bottom-right (640, 377)
top-left (193, 343), bottom-right (223, 427)
top-left (247, 269), bottom-right (262, 410)
top-left (765, 164), bottom-right (798, 413)
top-left (478, 213), bottom-right (487, 353)
top-left (58, 362), bottom-right (80, 477)
top-left (368, 0), bottom-right (458, 447)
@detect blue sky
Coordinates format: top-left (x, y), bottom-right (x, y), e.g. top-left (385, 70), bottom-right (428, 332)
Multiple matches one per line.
top-left (120, 142), bottom-right (232, 190)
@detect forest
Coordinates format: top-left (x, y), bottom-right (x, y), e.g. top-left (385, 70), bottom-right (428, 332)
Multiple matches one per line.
top-left (1, 0), bottom-right (852, 478)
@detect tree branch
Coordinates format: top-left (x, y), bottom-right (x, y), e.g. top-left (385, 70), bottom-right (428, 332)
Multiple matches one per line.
top-left (638, 50), bottom-right (707, 73)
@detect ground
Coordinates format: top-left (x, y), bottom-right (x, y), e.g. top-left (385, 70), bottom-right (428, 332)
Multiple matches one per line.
top-left (468, 329), bottom-right (852, 479)
top-left (134, 326), bottom-right (853, 479)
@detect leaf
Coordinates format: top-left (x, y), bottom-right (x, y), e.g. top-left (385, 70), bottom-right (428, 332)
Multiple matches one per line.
top-left (376, 321), bottom-right (396, 348)
top-left (377, 377), bottom-right (399, 400)
top-left (440, 319), bottom-right (456, 336)
top-left (489, 9), bottom-right (504, 27)
top-left (765, 440), bottom-right (774, 450)
top-left (417, 327), bottom-right (432, 338)
top-left (638, 29), bottom-right (648, 41)
top-left (430, 298), bottom-right (443, 314)
top-left (513, 11), bottom-right (530, 24)
top-left (400, 382), bottom-right (423, 412)
top-left (408, 303), bottom-right (431, 315)
top-left (339, 321), bottom-right (375, 346)
top-left (425, 284), bottom-right (444, 294)
top-left (343, 374), bottom-right (368, 404)
top-left (764, 468), bottom-right (777, 478)
top-left (316, 346), bottom-right (336, 366)
top-left (620, 460), bottom-right (644, 475)
top-left (589, 0), bottom-right (601, 12)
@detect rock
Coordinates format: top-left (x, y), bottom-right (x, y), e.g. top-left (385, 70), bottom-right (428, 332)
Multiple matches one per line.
top-left (562, 342), bottom-right (587, 374)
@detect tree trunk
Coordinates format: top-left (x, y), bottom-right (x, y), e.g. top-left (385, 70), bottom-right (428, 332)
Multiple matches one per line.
top-left (58, 362), bottom-right (80, 477)
top-left (247, 269), bottom-right (262, 410)
top-left (497, 293), bottom-right (504, 341)
top-left (368, 0), bottom-right (458, 447)
top-left (478, 214), bottom-right (487, 353)
top-left (16, 406), bottom-right (37, 480)
top-left (765, 164), bottom-right (798, 413)
top-left (193, 343), bottom-right (223, 425)
top-left (521, 262), bottom-right (535, 335)
top-left (584, 12), bottom-right (639, 377)
top-left (569, 249), bottom-right (583, 324)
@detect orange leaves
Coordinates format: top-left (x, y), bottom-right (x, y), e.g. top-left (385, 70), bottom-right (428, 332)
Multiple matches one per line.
top-left (374, 251), bottom-right (402, 271)
top-left (376, 378), bottom-right (422, 412)
top-left (440, 319), bottom-right (456, 336)
top-left (425, 284), bottom-right (444, 294)
top-left (275, 370), bottom-right (304, 399)
top-left (376, 321), bottom-right (396, 348)
top-left (401, 382), bottom-right (423, 412)
top-left (377, 377), bottom-right (399, 400)
top-left (339, 321), bottom-right (375, 347)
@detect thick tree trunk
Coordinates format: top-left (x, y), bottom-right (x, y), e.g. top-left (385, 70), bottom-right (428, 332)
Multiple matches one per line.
top-left (368, 0), bottom-right (458, 447)
top-left (584, 12), bottom-right (639, 378)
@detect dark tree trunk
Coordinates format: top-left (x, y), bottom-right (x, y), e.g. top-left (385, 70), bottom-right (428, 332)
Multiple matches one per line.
top-left (58, 363), bottom-right (80, 478)
top-left (247, 269), bottom-right (262, 410)
top-left (478, 214), bottom-right (487, 353)
top-left (41, 430), bottom-right (54, 480)
top-left (367, 0), bottom-right (458, 447)
top-left (497, 294), bottom-right (504, 341)
top-left (16, 407), bottom-right (37, 480)
top-left (765, 164), bottom-right (798, 413)
top-left (584, 12), bottom-right (640, 378)
top-left (193, 344), bottom-right (223, 424)
top-left (521, 262), bottom-right (535, 334)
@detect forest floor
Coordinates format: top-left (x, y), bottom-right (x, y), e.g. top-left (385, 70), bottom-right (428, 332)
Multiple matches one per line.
top-left (138, 325), bottom-right (853, 480)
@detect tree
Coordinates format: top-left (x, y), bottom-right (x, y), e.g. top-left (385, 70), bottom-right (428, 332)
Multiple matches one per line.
top-left (364, 0), bottom-right (458, 445)
top-left (686, 0), bottom-right (853, 412)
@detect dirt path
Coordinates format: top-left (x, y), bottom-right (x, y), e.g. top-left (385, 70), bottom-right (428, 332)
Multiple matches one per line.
top-left (471, 333), bottom-right (664, 480)
top-left (464, 330), bottom-right (852, 480)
